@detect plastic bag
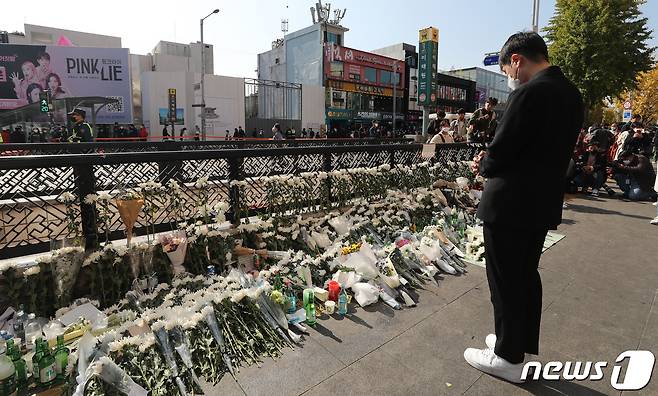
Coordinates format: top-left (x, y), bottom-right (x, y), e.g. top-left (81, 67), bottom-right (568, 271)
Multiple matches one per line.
top-left (328, 216), bottom-right (353, 235)
top-left (343, 252), bottom-right (379, 280)
top-left (351, 282), bottom-right (379, 307)
top-left (332, 270), bottom-right (362, 289)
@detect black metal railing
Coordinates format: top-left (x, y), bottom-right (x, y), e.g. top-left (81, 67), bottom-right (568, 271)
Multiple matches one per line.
top-left (0, 143), bottom-right (482, 259)
top-left (0, 137), bottom-right (413, 156)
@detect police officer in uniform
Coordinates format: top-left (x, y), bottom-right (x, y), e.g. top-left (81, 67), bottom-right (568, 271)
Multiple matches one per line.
top-left (67, 108), bottom-right (94, 142)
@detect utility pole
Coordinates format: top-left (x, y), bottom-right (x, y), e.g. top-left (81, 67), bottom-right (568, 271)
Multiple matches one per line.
top-left (200, 9), bottom-right (219, 141)
top-left (392, 62), bottom-right (397, 135)
top-left (532, 0), bottom-right (540, 33)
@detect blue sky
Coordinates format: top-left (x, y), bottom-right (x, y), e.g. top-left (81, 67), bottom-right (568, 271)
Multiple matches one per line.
top-left (2, 0), bottom-right (656, 78)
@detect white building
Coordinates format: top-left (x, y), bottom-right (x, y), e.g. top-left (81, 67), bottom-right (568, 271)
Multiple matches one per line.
top-left (2, 23), bottom-right (241, 137)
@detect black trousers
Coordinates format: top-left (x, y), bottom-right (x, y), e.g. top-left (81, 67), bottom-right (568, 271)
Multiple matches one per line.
top-left (483, 223), bottom-right (548, 364)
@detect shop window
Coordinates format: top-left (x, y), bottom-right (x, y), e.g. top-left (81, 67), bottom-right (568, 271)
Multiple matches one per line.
top-left (326, 32), bottom-right (342, 45)
top-left (380, 71), bottom-right (392, 85)
top-left (332, 91), bottom-right (347, 109)
top-left (364, 67), bottom-right (377, 83)
top-left (330, 61), bottom-right (344, 78)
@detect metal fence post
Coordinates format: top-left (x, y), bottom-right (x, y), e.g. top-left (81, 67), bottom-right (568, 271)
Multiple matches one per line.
top-left (322, 151), bottom-right (332, 205)
top-left (73, 164), bottom-right (98, 251)
top-left (228, 156), bottom-right (243, 224)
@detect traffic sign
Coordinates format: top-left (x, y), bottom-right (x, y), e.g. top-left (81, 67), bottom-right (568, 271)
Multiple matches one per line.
top-left (623, 101), bottom-right (632, 110)
top-left (168, 88), bottom-right (177, 123)
top-left (483, 53), bottom-right (500, 66)
top-left (623, 110), bottom-right (632, 122)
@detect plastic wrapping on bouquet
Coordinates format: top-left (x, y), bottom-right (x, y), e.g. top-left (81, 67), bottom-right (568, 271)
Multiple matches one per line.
top-left (116, 199), bottom-right (144, 248)
top-left (159, 231), bottom-right (188, 275)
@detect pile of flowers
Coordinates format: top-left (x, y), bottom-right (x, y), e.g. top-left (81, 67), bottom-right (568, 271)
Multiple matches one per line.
top-left (0, 159), bottom-right (489, 394)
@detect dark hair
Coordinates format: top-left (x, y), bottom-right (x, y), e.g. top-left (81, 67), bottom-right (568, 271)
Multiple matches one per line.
top-left (486, 97), bottom-right (499, 106)
top-left (632, 114), bottom-right (642, 120)
top-left (457, 108), bottom-right (465, 114)
top-left (440, 119), bottom-right (450, 127)
top-left (37, 52), bottom-right (50, 61)
top-left (26, 83), bottom-right (42, 103)
top-left (618, 150), bottom-right (634, 159)
top-left (45, 73), bottom-right (64, 93)
top-left (499, 31), bottom-right (549, 66)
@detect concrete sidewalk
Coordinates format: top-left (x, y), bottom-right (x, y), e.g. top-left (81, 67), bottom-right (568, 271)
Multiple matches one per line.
top-left (213, 194), bottom-right (658, 396)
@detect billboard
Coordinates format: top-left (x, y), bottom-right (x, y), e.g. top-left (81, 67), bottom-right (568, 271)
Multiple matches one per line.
top-left (0, 44), bottom-right (132, 123)
top-left (158, 108), bottom-right (185, 125)
top-left (418, 27), bottom-right (439, 107)
top-left (323, 43), bottom-right (405, 88)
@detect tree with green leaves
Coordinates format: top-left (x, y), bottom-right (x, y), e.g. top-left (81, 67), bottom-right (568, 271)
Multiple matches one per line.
top-left (545, 0), bottom-right (655, 117)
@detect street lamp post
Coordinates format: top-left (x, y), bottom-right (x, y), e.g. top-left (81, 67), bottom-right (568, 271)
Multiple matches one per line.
top-left (393, 63), bottom-right (397, 135)
top-left (200, 8), bottom-right (219, 141)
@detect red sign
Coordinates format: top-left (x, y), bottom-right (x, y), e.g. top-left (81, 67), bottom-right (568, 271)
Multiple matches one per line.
top-left (324, 43), bottom-right (404, 88)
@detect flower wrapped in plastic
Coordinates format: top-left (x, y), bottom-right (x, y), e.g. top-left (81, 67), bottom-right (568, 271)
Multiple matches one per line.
top-left (116, 194), bottom-right (144, 247)
top-left (159, 230), bottom-right (188, 275)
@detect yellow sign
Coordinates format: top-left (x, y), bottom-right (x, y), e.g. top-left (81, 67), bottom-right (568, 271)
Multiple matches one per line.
top-left (327, 80), bottom-right (402, 97)
top-left (419, 27), bottom-right (439, 43)
top-left (168, 88), bottom-right (176, 95)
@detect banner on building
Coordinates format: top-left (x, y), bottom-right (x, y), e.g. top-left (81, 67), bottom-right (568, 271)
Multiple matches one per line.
top-left (417, 27), bottom-right (439, 107)
top-left (159, 108), bottom-right (185, 125)
top-left (0, 44), bottom-right (132, 123)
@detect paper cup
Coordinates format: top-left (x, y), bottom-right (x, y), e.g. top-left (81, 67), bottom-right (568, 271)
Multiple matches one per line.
top-left (324, 300), bottom-right (336, 314)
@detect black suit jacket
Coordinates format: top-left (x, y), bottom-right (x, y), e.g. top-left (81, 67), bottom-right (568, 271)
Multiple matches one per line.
top-left (476, 66), bottom-right (584, 230)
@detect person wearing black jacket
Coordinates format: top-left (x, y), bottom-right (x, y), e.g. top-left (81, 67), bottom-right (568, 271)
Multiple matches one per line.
top-left (573, 143), bottom-right (607, 196)
top-left (465, 32), bottom-right (584, 383)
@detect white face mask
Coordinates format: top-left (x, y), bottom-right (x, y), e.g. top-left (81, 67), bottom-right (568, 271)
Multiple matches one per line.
top-left (507, 74), bottom-right (521, 90)
top-left (507, 64), bottom-right (522, 90)
top-left (623, 160), bottom-right (632, 165)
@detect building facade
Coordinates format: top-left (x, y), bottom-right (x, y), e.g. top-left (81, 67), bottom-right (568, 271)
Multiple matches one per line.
top-left (324, 43), bottom-right (405, 133)
top-left (445, 67), bottom-right (511, 107)
top-left (435, 73), bottom-right (477, 114)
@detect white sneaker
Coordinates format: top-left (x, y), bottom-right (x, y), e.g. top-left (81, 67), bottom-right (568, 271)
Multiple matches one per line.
top-left (591, 189), bottom-right (599, 197)
top-left (562, 202), bottom-right (568, 209)
top-left (651, 217), bottom-right (658, 225)
top-left (485, 333), bottom-right (496, 349)
top-left (464, 347), bottom-right (525, 383)
top-left (653, 201), bottom-right (658, 206)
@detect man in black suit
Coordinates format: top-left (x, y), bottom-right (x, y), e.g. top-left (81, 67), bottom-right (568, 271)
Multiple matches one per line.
top-left (464, 32), bottom-right (584, 383)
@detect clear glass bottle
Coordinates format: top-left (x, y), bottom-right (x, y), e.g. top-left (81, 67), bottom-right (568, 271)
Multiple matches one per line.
top-left (24, 313), bottom-right (42, 351)
top-left (37, 342), bottom-right (56, 386)
top-left (0, 344), bottom-right (17, 396)
top-left (12, 309), bottom-right (25, 348)
top-left (338, 288), bottom-right (348, 315)
top-left (54, 335), bottom-right (69, 380)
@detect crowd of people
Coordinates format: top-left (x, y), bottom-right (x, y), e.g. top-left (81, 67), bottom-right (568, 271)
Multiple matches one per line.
top-left (567, 114), bottom-right (657, 202)
top-left (426, 98), bottom-right (500, 145)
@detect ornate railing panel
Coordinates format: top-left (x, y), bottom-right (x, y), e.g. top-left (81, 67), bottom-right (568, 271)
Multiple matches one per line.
top-left (0, 143), bottom-right (483, 259)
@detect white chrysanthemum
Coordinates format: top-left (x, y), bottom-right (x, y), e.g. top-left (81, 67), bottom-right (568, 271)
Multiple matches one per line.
top-left (58, 191), bottom-right (76, 204)
top-left (138, 334), bottom-right (156, 353)
top-left (23, 266), bottom-right (40, 277)
top-left (167, 179), bottom-right (181, 191)
top-left (97, 191), bottom-right (113, 202)
top-left (195, 176), bottom-right (209, 189)
top-left (84, 194), bottom-right (98, 205)
top-left (230, 289), bottom-right (248, 303)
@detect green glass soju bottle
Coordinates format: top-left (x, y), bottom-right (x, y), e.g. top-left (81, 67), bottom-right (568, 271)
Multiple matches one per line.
top-left (54, 335), bottom-right (69, 381)
top-left (37, 342), bottom-right (56, 386)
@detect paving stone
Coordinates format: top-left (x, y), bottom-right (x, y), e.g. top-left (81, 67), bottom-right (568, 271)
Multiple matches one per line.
top-left (236, 338), bottom-right (344, 396)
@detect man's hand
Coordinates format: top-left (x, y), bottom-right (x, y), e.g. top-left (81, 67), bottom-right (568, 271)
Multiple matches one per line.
top-left (472, 150), bottom-right (486, 174)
